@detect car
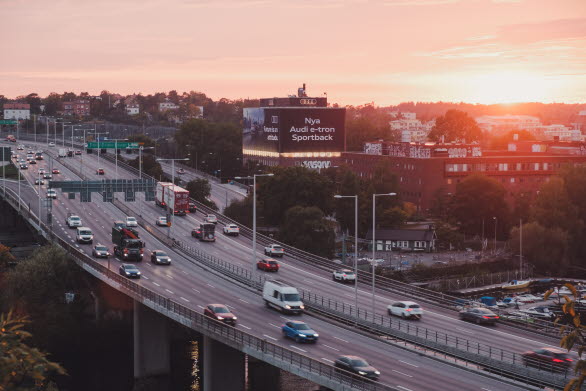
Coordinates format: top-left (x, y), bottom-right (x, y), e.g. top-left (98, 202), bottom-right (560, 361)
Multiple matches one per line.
top-left (126, 216), bottom-right (138, 227)
top-left (75, 150), bottom-right (82, 155)
top-left (34, 179), bottom-right (45, 185)
top-left (96, 168), bottom-right (105, 175)
top-left (38, 168), bottom-right (46, 174)
top-left (48, 142), bottom-right (55, 147)
top-left (17, 146), bottom-right (23, 151)
top-left (282, 321), bottom-right (318, 343)
top-left (46, 189), bottom-right (57, 199)
top-left (387, 301), bottom-right (423, 320)
top-left (11, 154), bottom-right (17, 159)
top-left (204, 304), bottom-right (237, 325)
top-left (188, 202), bottom-right (197, 213)
top-left (264, 244), bottom-right (284, 257)
top-left (66, 214), bottom-right (82, 228)
top-left (519, 306), bottom-right (556, 320)
top-left (191, 227), bottom-right (202, 239)
top-left (156, 216), bottom-right (167, 226)
top-left (43, 173), bottom-right (53, 180)
top-left (257, 258), bottom-right (279, 272)
top-left (177, 168), bottom-right (185, 175)
top-left (92, 244), bottom-right (110, 258)
top-left (334, 356), bottom-right (380, 380)
top-left (332, 269), bottom-right (356, 283)
top-left (28, 159), bottom-right (36, 165)
top-left (67, 150), bottom-right (74, 157)
top-left (52, 168), bottom-right (60, 174)
top-left (27, 150), bottom-right (34, 154)
top-left (223, 223), bottom-right (239, 236)
top-left (19, 163), bottom-right (28, 169)
top-left (459, 307), bottom-right (500, 324)
top-left (522, 348), bottom-right (574, 372)
top-left (205, 214), bottom-right (218, 224)
top-left (119, 264), bottom-right (141, 279)
top-left (151, 250), bottom-right (171, 265)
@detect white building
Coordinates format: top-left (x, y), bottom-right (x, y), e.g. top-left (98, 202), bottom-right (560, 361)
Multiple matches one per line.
top-left (126, 104), bottom-right (140, 116)
top-left (475, 115), bottom-right (541, 133)
top-left (3, 103), bottom-right (30, 120)
top-left (159, 100), bottom-right (179, 112)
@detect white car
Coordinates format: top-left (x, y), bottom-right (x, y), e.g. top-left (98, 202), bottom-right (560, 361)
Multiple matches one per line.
top-left (205, 214), bottom-right (218, 224)
top-left (264, 244), bottom-right (284, 257)
top-left (223, 223), bottom-right (239, 236)
top-left (387, 301), bottom-right (423, 320)
top-left (156, 216), bottom-right (167, 226)
top-left (34, 179), bottom-right (45, 185)
top-left (66, 214), bottom-right (82, 228)
top-left (46, 189), bottom-right (57, 199)
top-left (332, 269), bottom-right (356, 283)
top-left (48, 142), bottom-right (55, 147)
top-left (126, 216), bottom-right (138, 227)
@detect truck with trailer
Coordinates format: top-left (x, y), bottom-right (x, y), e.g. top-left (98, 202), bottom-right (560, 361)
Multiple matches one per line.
top-left (191, 223), bottom-right (216, 242)
top-left (112, 221), bottom-right (144, 261)
top-left (155, 182), bottom-right (189, 216)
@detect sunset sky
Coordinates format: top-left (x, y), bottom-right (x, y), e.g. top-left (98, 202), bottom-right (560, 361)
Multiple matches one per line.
top-left (1, 0), bottom-right (585, 105)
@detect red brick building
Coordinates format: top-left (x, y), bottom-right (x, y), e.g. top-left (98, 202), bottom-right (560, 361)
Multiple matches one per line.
top-left (62, 100), bottom-right (90, 116)
top-left (343, 140), bottom-right (586, 213)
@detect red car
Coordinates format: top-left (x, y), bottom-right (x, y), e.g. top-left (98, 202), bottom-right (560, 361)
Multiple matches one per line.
top-left (75, 150), bottom-right (82, 155)
top-left (257, 258), bottom-right (279, 272)
top-left (204, 304), bottom-right (237, 325)
top-left (52, 168), bottom-right (60, 174)
top-left (96, 168), bottom-right (105, 175)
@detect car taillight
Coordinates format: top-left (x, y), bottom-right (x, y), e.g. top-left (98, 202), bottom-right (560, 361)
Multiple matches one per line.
top-left (406, 309), bottom-right (412, 312)
top-left (482, 316), bottom-right (491, 319)
top-left (124, 249), bottom-right (129, 254)
top-left (566, 358), bottom-right (574, 362)
top-left (553, 359), bottom-right (564, 363)
top-left (140, 248), bottom-right (144, 254)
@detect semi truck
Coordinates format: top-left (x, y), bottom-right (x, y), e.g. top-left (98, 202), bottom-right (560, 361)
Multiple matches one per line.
top-left (192, 223), bottom-right (216, 242)
top-left (112, 221), bottom-right (144, 261)
top-left (155, 182), bottom-right (189, 215)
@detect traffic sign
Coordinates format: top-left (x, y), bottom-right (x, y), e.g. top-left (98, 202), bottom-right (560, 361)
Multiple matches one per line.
top-left (0, 120), bottom-right (17, 125)
top-left (86, 141), bottom-right (142, 149)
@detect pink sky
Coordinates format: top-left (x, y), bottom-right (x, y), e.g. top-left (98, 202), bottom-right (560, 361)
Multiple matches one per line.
top-left (1, 0), bottom-right (585, 105)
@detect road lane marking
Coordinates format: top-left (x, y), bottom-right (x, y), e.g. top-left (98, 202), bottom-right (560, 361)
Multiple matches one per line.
top-left (397, 387), bottom-right (414, 391)
top-left (165, 289), bottom-right (174, 294)
top-left (321, 358), bottom-right (334, 363)
top-left (392, 370), bottom-right (412, 378)
top-left (481, 388), bottom-right (492, 391)
top-left (142, 276), bottom-right (149, 280)
top-left (323, 345), bottom-right (339, 351)
top-left (153, 282), bottom-right (160, 287)
top-left (269, 323), bottom-right (280, 329)
top-left (238, 299), bottom-right (249, 304)
top-left (334, 336), bottom-right (349, 343)
top-left (192, 288), bottom-right (200, 293)
top-left (166, 274), bottom-right (174, 279)
top-left (290, 345), bottom-right (307, 353)
top-left (180, 297), bottom-right (190, 302)
top-left (263, 334), bottom-right (277, 341)
top-left (399, 360), bottom-right (419, 368)
top-left (207, 283), bottom-right (215, 288)
top-left (197, 305), bottom-right (205, 309)
top-left (239, 324), bottom-right (251, 330)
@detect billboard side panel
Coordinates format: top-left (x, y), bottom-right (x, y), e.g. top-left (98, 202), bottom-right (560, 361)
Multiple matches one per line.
top-left (243, 108), bottom-right (279, 154)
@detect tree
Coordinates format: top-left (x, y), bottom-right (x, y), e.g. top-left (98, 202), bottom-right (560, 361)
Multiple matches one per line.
top-left (126, 154), bottom-right (164, 181)
top-left (451, 175), bottom-right (510, 237)
top-left (278, 206), bottom-right (335, 258)
top-left (531, 177), bottom-right (580, 232)
top-left (0, 244), bottom-right (16, 271)
top-left (428, 109), bottom-right (482, 143)
top-left (377, 206), bottom-right (407, 229)
top-left (126, 134), bottom-right (155, 148)
top-left (0, 310), bottom-right (65, 390)
top-left (224, 196), bottom-right (253, 228)
top-left (185, 179), bottom-right (217, 210)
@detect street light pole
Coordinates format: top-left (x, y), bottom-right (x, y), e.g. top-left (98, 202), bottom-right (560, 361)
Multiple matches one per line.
top-left (335, 194), bottom-right (359, 320)
top-left (38, 170), bottom-right (42, 227)
top-left (371, 192), bottom-right (396, 317)
top-left (493, 216), bottom-right (497, 255)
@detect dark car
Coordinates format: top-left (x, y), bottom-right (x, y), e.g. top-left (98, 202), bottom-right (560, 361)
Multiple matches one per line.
top-left (119, 264), bottom-right (141, 278)
top-left (28, 159), bottom-right (36, 165)
top-left (188, 202), bottom-right (197, 213)
top-left (522, 348), bottom-right (574, 372)
top-left (282, 321), bottom-right (318, 343)
top-left (92, 244), bottom-right (110, 258)
top-left (191, 228), bottom-right (202, 239)
top-left (204, 304), bottom-right (237, 325)
top-left (459, 307), bottom-right (500, 325)
top-left (67, 150), bottom-right (74, 157)
top-left (19, 163), bottom-right (28, 169)
top-left (257, 258), bottom-right (279, 272)
top-left (151, 250), bottom-right (171, 265)
top-left (334, 355), bottom-right (380, 380)
top-left (96, 168), bottom-right (105, 175)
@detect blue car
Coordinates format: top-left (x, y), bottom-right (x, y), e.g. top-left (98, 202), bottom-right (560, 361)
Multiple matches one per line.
top-left (282, 321), bottom-right (319, 343)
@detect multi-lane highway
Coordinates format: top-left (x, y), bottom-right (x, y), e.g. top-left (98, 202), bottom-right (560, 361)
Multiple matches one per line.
top-left (3, 140), bottom-right (553, 390)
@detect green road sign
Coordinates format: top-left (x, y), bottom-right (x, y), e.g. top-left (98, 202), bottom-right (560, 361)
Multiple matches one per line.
top-left (86, 141), bottom-right (142, 149)
top-left (0, 120), bottom-right (17, 125)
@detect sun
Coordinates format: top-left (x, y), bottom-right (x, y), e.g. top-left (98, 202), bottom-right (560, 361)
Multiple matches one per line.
top-left (463, 71), bottom-right (556, 104)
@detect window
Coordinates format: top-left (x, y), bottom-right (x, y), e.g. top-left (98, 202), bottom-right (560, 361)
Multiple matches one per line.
top-left (510, 177), bottom-right (515, 183)
top-left (534, 163), bottom-right (540, 171)
top-left (543, 162), bottom-right (548, 170)
top-left (447, 178), bottom-right (452, 185)
top-left (271, 116), bottom-right (278, 124)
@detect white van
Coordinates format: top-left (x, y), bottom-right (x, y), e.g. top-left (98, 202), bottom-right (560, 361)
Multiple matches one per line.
top-left (262, 280), bottom-right (304, 314)
top-left (76, 227), bottom-right (94, 244)
top-left (58, 149), bottom-right (67, 158)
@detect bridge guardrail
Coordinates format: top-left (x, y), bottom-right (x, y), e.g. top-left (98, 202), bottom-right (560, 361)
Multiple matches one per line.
top-left (0, 183), bottom-right (396, 391)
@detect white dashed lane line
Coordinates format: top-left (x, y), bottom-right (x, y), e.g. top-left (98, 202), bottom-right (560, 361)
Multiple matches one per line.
top-left (192, 288), bottom-right (200, 293)
top-left (399, 360), bottom-right (419, 368)
top-left (165, 289), bottom-right (174, 295)
top-left (180, 297), bottom-right (190, 302)
top-left (207, 284), bottom-right (215, 288)
top-left (238, 324), bottom-right (251, 330)
top-left (392, 370), bottom-right (412, 378)
top-left (238, 299), bottom-right (249, 304)
top-left (321, 358), bottom-right (334, 364)
top-left (323, 345), bottom-right (339, 352)
top-left (142, 276), bottom-right (149, 280)
top-left (263, 334), bottom-right (277, 341)
top-left (334, 336), bottom-right (349, 343)
top-left (290, 345), bottom-right (307, 353)
top-left (269, 323), bottom-right (280, 329)
top-left (197, 305), bottom-right (205, 309)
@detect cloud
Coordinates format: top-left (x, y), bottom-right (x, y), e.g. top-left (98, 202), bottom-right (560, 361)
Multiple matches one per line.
top-left (383, 0), bottom-right (522, 5)
top-left (500, 18), bottom-right (586, 44)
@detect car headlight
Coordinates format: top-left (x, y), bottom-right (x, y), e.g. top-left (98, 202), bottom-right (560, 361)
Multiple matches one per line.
top-left (136, 272), bottom-right (141, 275)
top-left (358, 371), bottom-right (367, 375)
top-left (314, 334), bottom-right (319, 337)
top-left (284, 305), bottom-right (291, 309)
top-left (139, 254), bottom-right (143, 257)
top-left (299, 334), bottom-right (306, 337)
top-left (232, 317), bottom-right (237, 320)
top-left (123, 254), bottom-right (128, 257)
top-left (374, 371), bottom-right (380, 375)
top-left (125, 272), bottom-right (130, 275)
top-left (217, 316), bottom-right (224, 320)
top-left (300, 305), bottom-right (305, 310)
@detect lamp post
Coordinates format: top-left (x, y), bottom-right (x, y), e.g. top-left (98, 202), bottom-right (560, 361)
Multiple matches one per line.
top-left (156, 157), bottom-right (190, 240)
top-left (113, 138), bottom-right (129, 180)
top-left (493, 216), bottom-right (497, 255)
top-left (235, 174), bottom-right (274, 274)
top-left (139, 146), bottom-right (154, 217)
top-left (335, 194), bottom-right (359, 319)
top-left (371, 192), bottom-right (396, 317)
top-left (37, 170), bottom-right (42, 227)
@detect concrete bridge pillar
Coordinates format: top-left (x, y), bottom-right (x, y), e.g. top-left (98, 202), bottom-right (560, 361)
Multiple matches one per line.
top-left (203, 335), bottom-right (245, 391)
top-left (133, 300), bottom-right (171, 388)
top-left (247, 356), bottom-right (281, 391)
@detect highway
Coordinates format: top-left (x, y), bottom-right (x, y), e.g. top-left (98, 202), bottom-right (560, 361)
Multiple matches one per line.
top-left (3, 141), bottom-right (550, 390)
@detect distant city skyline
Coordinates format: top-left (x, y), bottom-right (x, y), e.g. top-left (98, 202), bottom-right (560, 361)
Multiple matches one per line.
top-left (1, 0), bottom-right (585, 106)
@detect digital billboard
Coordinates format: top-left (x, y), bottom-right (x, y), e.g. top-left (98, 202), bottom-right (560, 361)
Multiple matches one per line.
top-left (243, 107), bottom-right (346, 154)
